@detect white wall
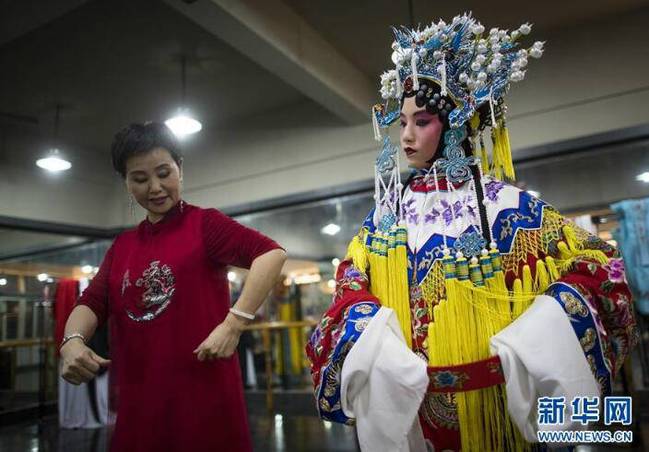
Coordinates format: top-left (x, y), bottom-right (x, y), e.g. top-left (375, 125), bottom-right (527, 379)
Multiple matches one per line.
top-left (506, 7), bottom-right (649, 148)
top-left (1, 132), bottom-right (120, 228)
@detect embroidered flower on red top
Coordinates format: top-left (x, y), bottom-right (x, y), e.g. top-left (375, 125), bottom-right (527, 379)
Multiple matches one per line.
top-left (603, 258), bottom-right (626, 284)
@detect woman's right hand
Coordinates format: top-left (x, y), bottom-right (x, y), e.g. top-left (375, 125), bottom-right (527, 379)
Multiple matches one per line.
top-left (60, 338), bottom-right (111, 385)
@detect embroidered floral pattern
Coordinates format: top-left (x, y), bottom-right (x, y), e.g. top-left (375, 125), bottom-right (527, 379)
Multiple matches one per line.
top-left (410, 284), bottom-right (429, 351)
top-left (441, 199), bottom-right (464, 226)
top-left (430, 370), bottom-right (470, 389)
top-left (354, 304), bottom-right (375, 315)
top-left (413, 196), bottom-right (477, 227)
top-left (484, 179), bottom-right (505, 202)
top-left (603, 258), bottom-right (626, 284)
top-left (126, 261), bottom-right (175, 322)
top-left (422, 392), bottom-right (459, 430)
top-left (121, 269), bottom-right (131, 296)
top-left (403, 198), bottom-right (419, 224)
top-left (353, 316), bottom-right (372, 332)
top-left (580, 328), bottom-right (597, 353)
top-left (335, 266), bottom-right (368, 300)
top-left (560, 291), bottom-right (589, 317)
top-left (499, 210), bottom-right (536, 240)
top-left (424, 208), bottom-right (440, 224)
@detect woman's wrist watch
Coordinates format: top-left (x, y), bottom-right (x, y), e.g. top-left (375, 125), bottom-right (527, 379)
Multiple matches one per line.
top-left (60, 333), bottom-right (86, 350)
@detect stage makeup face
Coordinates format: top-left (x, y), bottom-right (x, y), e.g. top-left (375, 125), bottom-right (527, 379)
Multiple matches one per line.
top-left (125, 147), bottom-right (183, 223)
top-left (399, 95), bottom-right (444, 169)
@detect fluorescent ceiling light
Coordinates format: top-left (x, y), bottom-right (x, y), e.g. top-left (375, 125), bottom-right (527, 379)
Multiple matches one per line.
top-left (36, 149), bottom-right (71, 172)
top-left (37, 273), bottom-right (49, 282)
top-left (165, 112), bottom-right (202, 137)
top-left (321, 223), bottom-right (341, 236)
top-left (636, 172), bottom-right (649, 183)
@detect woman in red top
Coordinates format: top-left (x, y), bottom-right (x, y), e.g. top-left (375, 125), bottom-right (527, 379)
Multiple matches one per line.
top-left (59, 122), bottom-right (286, 452)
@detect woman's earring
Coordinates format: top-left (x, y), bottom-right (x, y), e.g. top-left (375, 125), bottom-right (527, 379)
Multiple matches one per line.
top-left (128, 194), bottom-right (135, 220)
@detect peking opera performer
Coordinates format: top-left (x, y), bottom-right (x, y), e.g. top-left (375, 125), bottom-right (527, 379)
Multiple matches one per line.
top-left (306, 12), bottom-right (638, 452)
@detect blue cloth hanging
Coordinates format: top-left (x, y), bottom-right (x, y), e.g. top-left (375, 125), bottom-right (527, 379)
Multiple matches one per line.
top-left (611, 198), bottom-right (649, 315)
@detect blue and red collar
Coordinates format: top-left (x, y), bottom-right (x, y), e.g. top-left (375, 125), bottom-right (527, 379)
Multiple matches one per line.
top-left (409, 169), bottom-right (468, 193)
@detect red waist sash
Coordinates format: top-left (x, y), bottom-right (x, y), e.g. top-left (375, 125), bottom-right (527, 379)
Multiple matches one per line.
top-left (427, 355), bottom-right (505, 393)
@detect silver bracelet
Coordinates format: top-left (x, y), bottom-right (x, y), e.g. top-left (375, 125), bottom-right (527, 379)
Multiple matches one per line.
top-left (229, 307), bottom-right (255, 320)
top-left (60, 333), bottom-right (86, 349)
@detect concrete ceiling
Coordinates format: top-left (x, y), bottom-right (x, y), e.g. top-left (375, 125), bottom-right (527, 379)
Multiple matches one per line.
top-left (1, 0), bottom-right (646, 163)
top-left (285, 0), bottom-right (649, 79)
top-left (0, 0), bottom-right (308, 160)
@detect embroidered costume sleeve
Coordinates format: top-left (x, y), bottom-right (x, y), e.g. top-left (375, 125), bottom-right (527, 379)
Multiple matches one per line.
top-left (491, 185), bottom-right (637, 396)
top-left (306, 212), bottom-right (382, 424)
top-left (543, 221), bottom-right (638, 396)
top-left (489, 203), bottom-right (638, 440)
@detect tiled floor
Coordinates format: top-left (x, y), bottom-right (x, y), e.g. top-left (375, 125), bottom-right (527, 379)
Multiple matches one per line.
top-left (2, 413), bottom-right (649, 452)
top-left (0, 414), bottom-right (360, 452)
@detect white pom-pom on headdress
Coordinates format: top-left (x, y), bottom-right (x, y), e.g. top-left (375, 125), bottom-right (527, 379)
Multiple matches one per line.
top-left (372, 12), bottom-right (545, 130)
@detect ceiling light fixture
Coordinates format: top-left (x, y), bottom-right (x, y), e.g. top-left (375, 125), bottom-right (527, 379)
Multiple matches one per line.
top-left (165, 112), bottom-right (202, 137)
top-left (36, 104), bottom-right (71, 172)
top-left (36, 149), bottom-right (71, 172)
top-left (165, 55), bottom-right (202, 138)
top-left (321, 223), bottom-right (341, 236)
top-left (636, 171), bottom-right (649, 183)
top-left (0, 278), bottom-right (7, 286)
top-left (37, 273), bottom-right (49, 282)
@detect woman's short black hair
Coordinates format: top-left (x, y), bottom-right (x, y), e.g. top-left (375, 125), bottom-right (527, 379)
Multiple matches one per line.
top-left (111, 122), bottom-right (182, 178)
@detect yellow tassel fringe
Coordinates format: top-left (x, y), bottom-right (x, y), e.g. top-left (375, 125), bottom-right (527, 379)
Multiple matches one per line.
top-left (343, 218), bottom-right (615, 451)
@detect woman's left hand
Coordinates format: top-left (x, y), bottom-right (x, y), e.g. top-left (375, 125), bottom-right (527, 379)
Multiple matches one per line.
top-left (193, 313), bottom-right (247, 361)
